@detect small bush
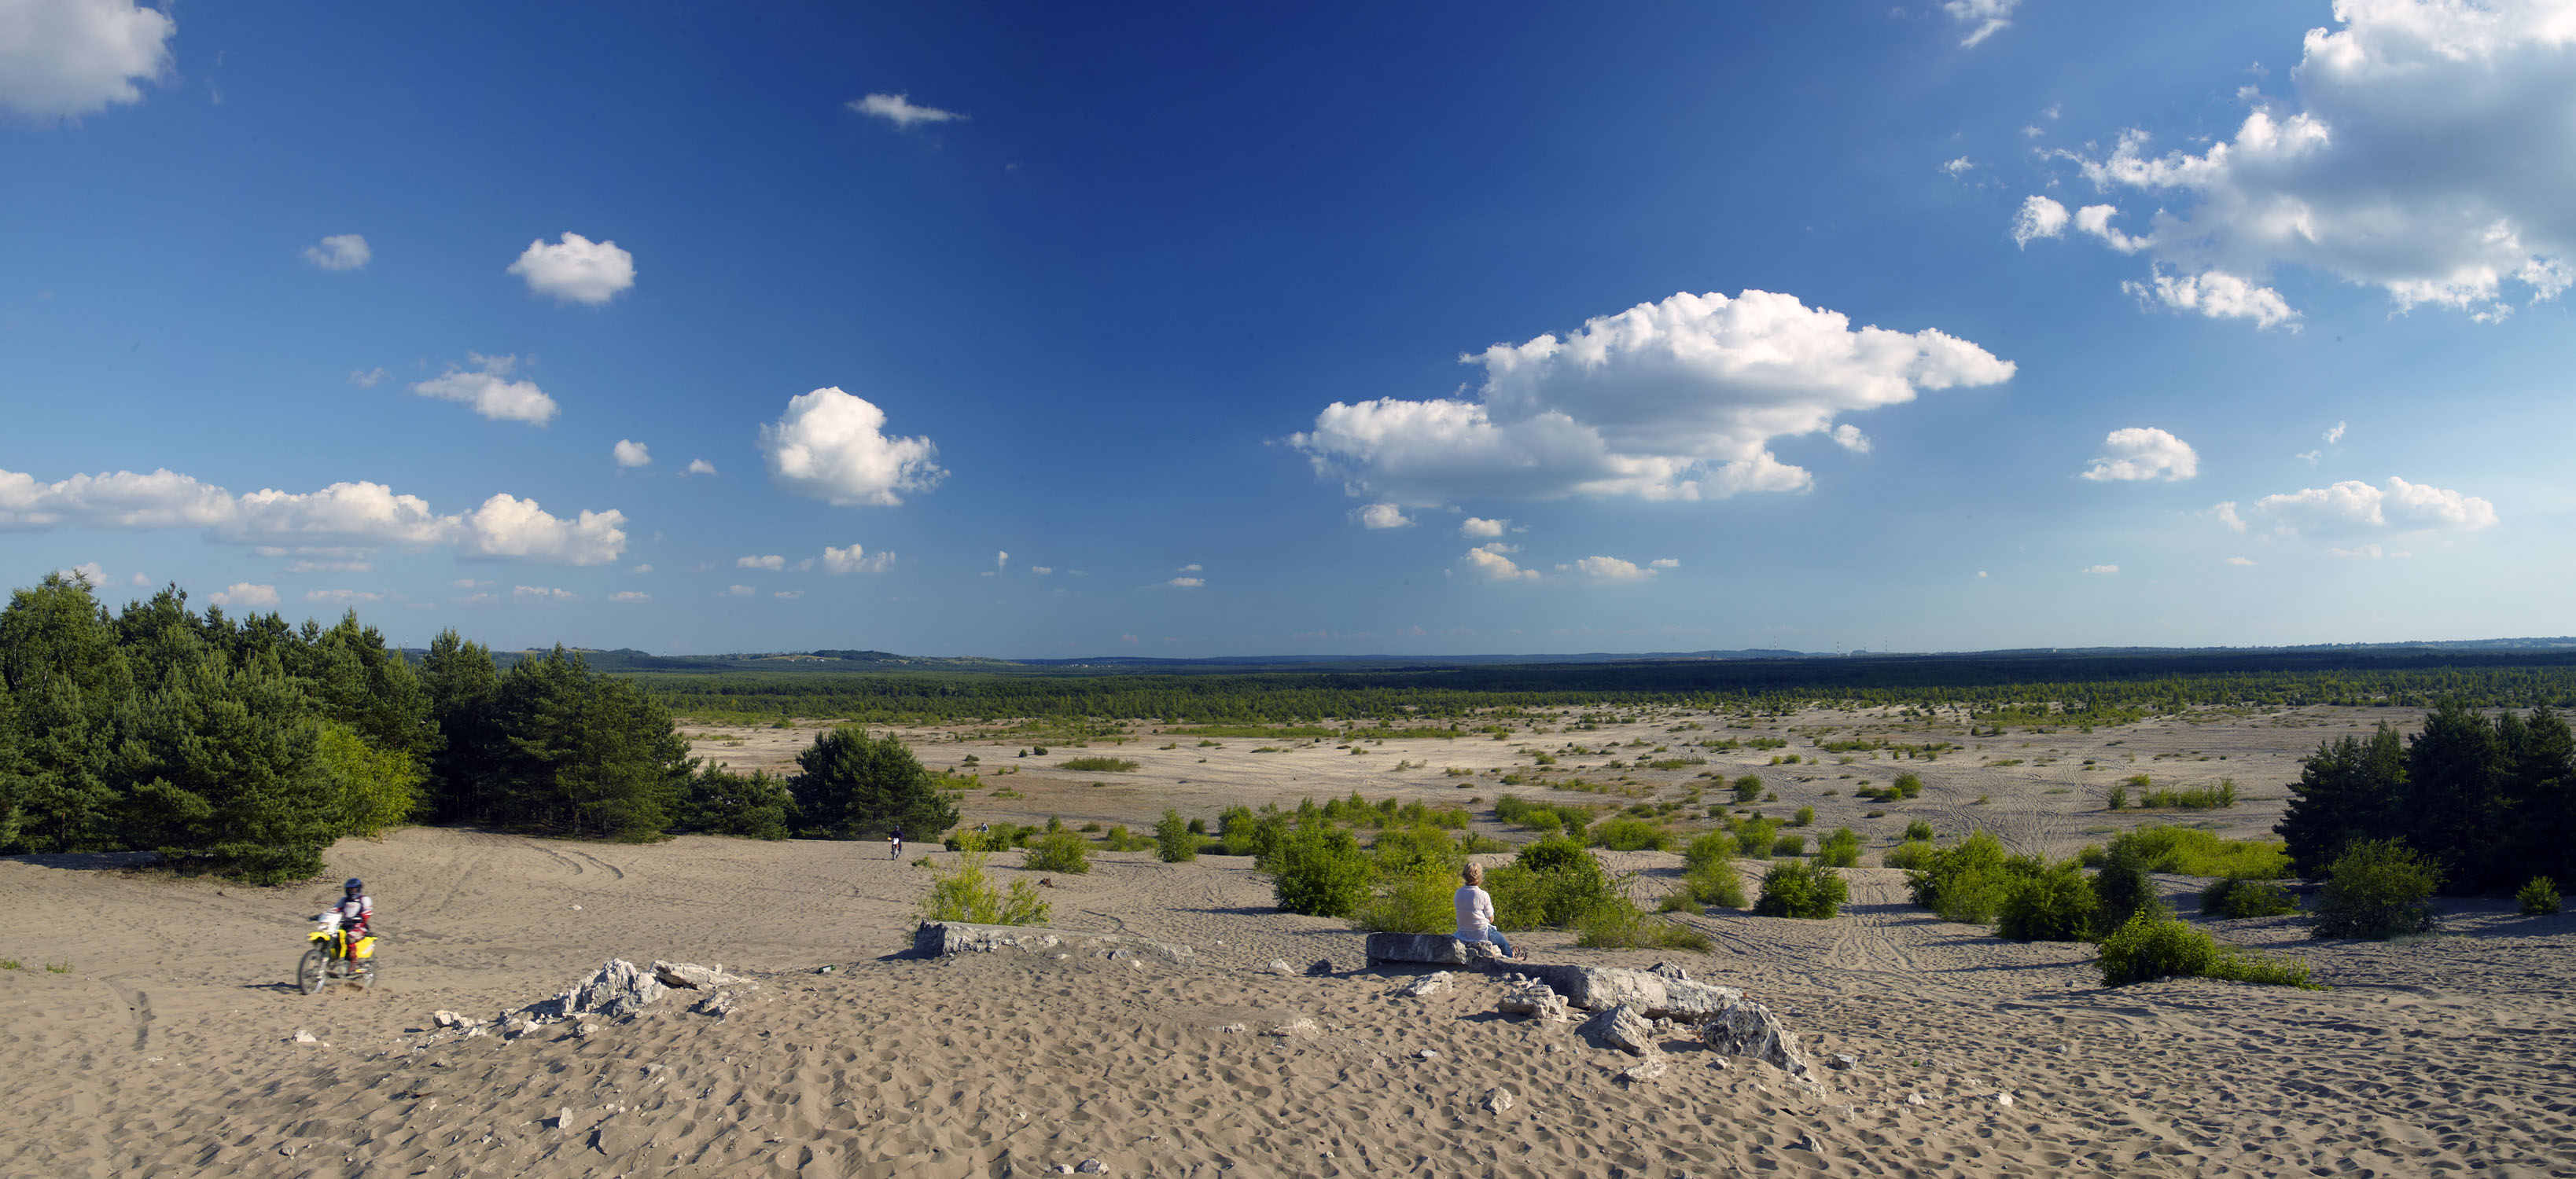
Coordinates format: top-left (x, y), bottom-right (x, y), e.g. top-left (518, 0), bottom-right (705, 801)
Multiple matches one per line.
top-left (1792, 806), bottom-right (1816, 828)
top-left (1575, 885), bottom-right (1713, 952)
top-left (2106, 826), bottom-right (2290, 879)
top-left (1904, 831), bottom-right (2039, 925)
top-left (1098, 825), bottom-right (1153, 851)
top-left (1022, 830), bottom-right (1093, 874)
top-left (1154, 810), bottom-right (1197, 862)
top-left (2200, 876), bottom-right (2298, 919)
top-left (1997, 861), bottom-right (2099, 942)
top-left (1816, 827), bottom-right (1863, 868)
top-left (1489, 837), bottom-right (1615, 930)
top-left (2105, 784), bottom-right (2129, 810)
top-left (1735, 818), bottom-right (1779, 859)
top-left (1269, 825), bottom-right (1374, 917)
top-left (1679, 858), bottom-right (1748, 909)
top-left (1891, 773), bottom-right (1923, 799)
top-left (1731, 775), bottom-right (1764, 804)
top-left (1754, 860), bottom-right (1846, 919)
top-left (1772, 832), bottom-right (1807, 858)
top-left (2092, 844), bottom-right (2164, 934)
top-left (1592, 817), bottom-right (1673, 851)
top-left (1881, 840), bottom-right (1936, 870)
top-left (2311, 839), bottom-right (2441, 940)
top-left (2520, 876), bottom-right (2563, 916)
top-left (1903, 819), bottom-right (1936, 842)
top-left (1059, 756), bottom-right (1139, 773)
top-left (2099, 911), bottom-right (2320, 989)
top-left (1354, 869), bottom-right (1456, 934)
top-left (917, 852), bottom-right (1051, 926)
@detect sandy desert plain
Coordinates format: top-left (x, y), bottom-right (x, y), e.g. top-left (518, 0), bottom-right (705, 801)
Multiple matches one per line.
top-left (3, 703), bottom-right (2572, 1178)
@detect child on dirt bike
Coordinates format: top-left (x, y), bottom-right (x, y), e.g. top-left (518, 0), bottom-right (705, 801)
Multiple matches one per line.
top-left (319, 878), bottom-right (373, 957)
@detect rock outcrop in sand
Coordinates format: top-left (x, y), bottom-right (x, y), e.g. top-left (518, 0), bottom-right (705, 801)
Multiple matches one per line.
top-left (914, 920), bottom-right (1196, 962)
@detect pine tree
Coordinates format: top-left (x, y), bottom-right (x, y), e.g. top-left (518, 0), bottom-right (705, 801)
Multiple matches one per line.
top-left (123, 652), bottom-right (337, 883)
top-left (789, 726), bottom-right (958, 840)
top-left (2278, 724), bottom-right (2405, 878)
top-left (0, 574), bottom-right (132, 852)
top-left (419, 630), bottom-right (502, 823)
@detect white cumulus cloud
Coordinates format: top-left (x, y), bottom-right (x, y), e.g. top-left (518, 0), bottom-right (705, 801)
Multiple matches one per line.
top-left (737, 554), bottom-right (786, 571)
top-left (1355, 503), bottom-right (1413, 529)
top-left (683, 458), bottom-right (716, 476)
top-left (1460, 544), bottom-right (1538, 582)
top-left (760, 387), bottom-right (944, 507)
top-left (453, 494), bottom-right (627, 565)
top-left (2121, 267), bottom-right (2300, 329)
top-left (2012, 195), bottom-right (2070, 246)
top-left (513, 586), bottom-right (579, 603)
top-left (822, 543), bottom-right (895, 575)
top-left (2324, 421), bottom-right (2348, 444)
top-left (609, 590), bottom-right (650, 603)
top-left (2081, 427), bottom-right (2199, 483)
top-left (0, 0), bottom-right (174, 118)
top-left (208, 582), bottom-right (279, 609)
top-left (1165, 577), bottom-right (1205, 589)
top-left (506, 232), bottom-right (635, 305)
top-left (412, 354), bottom-right (558, 425)
top-left (1459, 516), bottom-right (1509, 538)
top-left (2080, 564), bottom-right (2119, 575)
top-left (1290, 289), bottom-right (2013, 505)
top-left (302, 233), bottom-right (370, 270)
top-left (1945, 0), bottom-right (2020, 47)
top-left (2046, 0), bottom-right (2576, 323)
top-left (848, 93), bottom-right (966, 128)
top-left (613, 439), bottom-right (651, 468)
top-left (1560, 556), bottom-right (1661, 581)
top-left (2241, 476), bottom-right (2498, 538)
top-left (725, 585), bottom-right (755, 597)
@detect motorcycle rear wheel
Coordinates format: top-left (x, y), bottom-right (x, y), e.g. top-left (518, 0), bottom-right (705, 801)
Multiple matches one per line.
top-left (296, 947), bottom-right (328, 995)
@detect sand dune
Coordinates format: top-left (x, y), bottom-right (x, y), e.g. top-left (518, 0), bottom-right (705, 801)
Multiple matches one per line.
top-left (4, 706), bottom-right (2573, 1177)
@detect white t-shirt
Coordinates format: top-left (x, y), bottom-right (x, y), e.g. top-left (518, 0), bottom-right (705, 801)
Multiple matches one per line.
top-left (1454, 884), bottom-right (1496, 940)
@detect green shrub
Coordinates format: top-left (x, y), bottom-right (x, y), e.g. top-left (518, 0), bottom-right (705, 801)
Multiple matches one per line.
top-left (2091, 843), bottom-right (2164, 934)
top-left (1489, 837), bottom-right (1616, 930)
top-left (1997, 861), bottom-right (2099, 942)
top-left (2520, 876), bottom-right (2563, 916)
top-left (1816, 827), bottom-right (1862, 868)
top-left (1269, 825), bottom-right (1374, 917)
top-left (2105, 826), bottom-right (2290, 879)
top-left (1575, 883), bottom-right (1713, 952)
top-left (1592, 817), bottom-right (1673, 851)
top-left (1904, 831), bottom-right (2038, 925)
top-left (2105, 784), bottom-right (2129, 810)
top-left (1754, 860), bottom-right (1846, 919)
top-left (1731, 775), bottom-right (1764, 804)
top-left (1678, 858), bottom-right (1748, 909)
top-left (917, 853), bottom-right (1051, 926)
top-left (1891, 773), bottom-right (1923, 799)
top-left (1059, 756), bottom-right (1139, 773)
top-left (1022, 829), bottom-right (1092, 874)
top-left (2200, 876), bottom-right (2298, 919)
top-left (2311, 839), bottom-right (2440, 939)
top-left (1098, 825), bottom-right (1153, 851)
top-left (1772, 832), bottom-right (1807, 858)
top-left (1792, 806), bottom-right (1815, 828)
top-left (1903, 819), bottom-right (1936, 842)
top-left (1683, 830), bottom-right (1735, 874)
top-left (1154, 810), bottom-right (1197, 862)
top-left (2098, 911), bottom-right (2320, 989)
top-left (1354, 868), bottom-right (1457, 934)
top-left (1735, 818), bottom-right (1779, 859)
top-left (1369, 825), bottom-right (1460, 878)
top-left (1881, 840), bottom-right (1936, 870)
top-left (673, 766), bottom-right (793, 841)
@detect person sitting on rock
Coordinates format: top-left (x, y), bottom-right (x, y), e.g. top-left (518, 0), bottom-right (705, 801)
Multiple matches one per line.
top-left (1455, 863), bottom-right (1516, 959)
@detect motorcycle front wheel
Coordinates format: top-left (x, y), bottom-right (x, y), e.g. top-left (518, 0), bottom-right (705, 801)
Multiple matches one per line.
top-left (296, 947), bottom-right (327, 995)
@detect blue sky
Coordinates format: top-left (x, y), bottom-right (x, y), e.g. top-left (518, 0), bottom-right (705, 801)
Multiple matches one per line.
top-left (4, 1), bottom-right (2570, 656)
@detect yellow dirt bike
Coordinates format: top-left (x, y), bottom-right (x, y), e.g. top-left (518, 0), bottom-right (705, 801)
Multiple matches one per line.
top-left (298, 914), bottom-right (377, 994)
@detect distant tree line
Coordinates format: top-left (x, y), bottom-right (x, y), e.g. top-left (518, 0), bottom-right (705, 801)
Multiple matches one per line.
top-left (0, 575), bottom-right (955, 883)
top-left (2280, 702), bottom-right (2574, 894)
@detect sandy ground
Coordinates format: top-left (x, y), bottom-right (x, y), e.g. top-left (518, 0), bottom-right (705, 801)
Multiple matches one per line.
top-left (5, 705), bottom-right (2573, 1178)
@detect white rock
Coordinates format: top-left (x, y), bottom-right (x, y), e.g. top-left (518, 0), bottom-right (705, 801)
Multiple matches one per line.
top-left (1266, 959), bottom-right (1294, 975)
top-left (1618, 1054), bottom-right (1669, 1083)
top-left (1579, 1005), bottom-right (1658, 1056)
top-left (652, 960), bottom-right (748, 990)
top-left (1484, 1088), bottom-right (1514, 1113)
top-left (1698, 999), bottom-right (1813, 1080)
top-left (289, 1029), bottom-right (318, 1045)
top-left (431, 1011), bottom-right (464, 1029)
top-left (1265, 1018), bottom-right (1319, 1038)
top-left (1414, 1048), bottom-right (1437, 1060)
top-left (1994, 1091), bottom-right (2015, 1108)
top-left (1076, 1159), bottom-right (1108, 1174)
top-left (1496, 981), bottom-right (1569, 1023)
top-left (1399, 971), bottom-right (1453, 998)
top-left (1906, 1092), bottom-right (1928, 1107)
top-left (1828, 1053), bottom-right (1860, 1071)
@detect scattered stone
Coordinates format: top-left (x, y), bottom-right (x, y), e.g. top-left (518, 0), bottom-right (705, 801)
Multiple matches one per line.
top-left (1075, 1159), bottom-right (1108, 1174)
top-left (502, 1015), bottom-right (538, 1040)
top-left (554, 1107), bottom-right (574, 1130)
top-left (916, 921), bottom-right (1193, 962)
top-left (1906, 1093), bottom-right (1928, 1107)
top-left (1460, 940), bottom-right (1510, 968)
top-left (693, 990), bottom-right (738, 1018)
top-left (1219, 1023), bottom-right (1246, 1034)
top-left (1699, 999), bottom-right (1813, 1080)
top-left (575, 1022), bottom-right (599, 1039)
top-left (431, 1011), bottom-right (465, 1029)
top-left (1486, 962), bottom-right (1744, 1021)
top-left (570, 904), bottom-right (582, 911)
top-left (1994, 1091), bottom-right (2015, 1108)
top-left (1495, 980), bottom-right (1569, 1023)
top-left (1484, 1088), bottom-right (1514, 1114)
top-left (1707, 1057), bottom-right (1729, 1071)
top-left (815, 964), bottom-right (837, 974)
top-left (1399, 972), bottom-right (1452, 997)
top-left (289, 1029), bottom-right (318, 1045)
top-left (651, 960), bottom-right (747, 990)
top-left (529, 959), bottom-right (667, 1023)
top-left (1267, 960), bottom-right (1295, 975)
top-left (1363, 931), bottom-right (1468, 967)
top-left (1580, 1005), bottom-right (1658, 1056)
top-left (1828, 1053), bottom-right (1860, 1071)
top-left (1413, 1048), bottom-right (1437, 1060)
top-left (1793, 1133), bottom-right (1823, 1152)
top-left (1617, 1054), bottom-right (1669, 1084)
top-left (1266, 1018), bottom-right (1319, 1038)
top-left (1647, 962), bottom-right (1691, 982)
top-left (1304, 958), bottom-right (1333, 977)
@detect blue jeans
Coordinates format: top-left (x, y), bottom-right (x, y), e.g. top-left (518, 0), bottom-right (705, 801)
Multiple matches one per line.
top-left (1466, 928), bottom-right (1514, 957)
